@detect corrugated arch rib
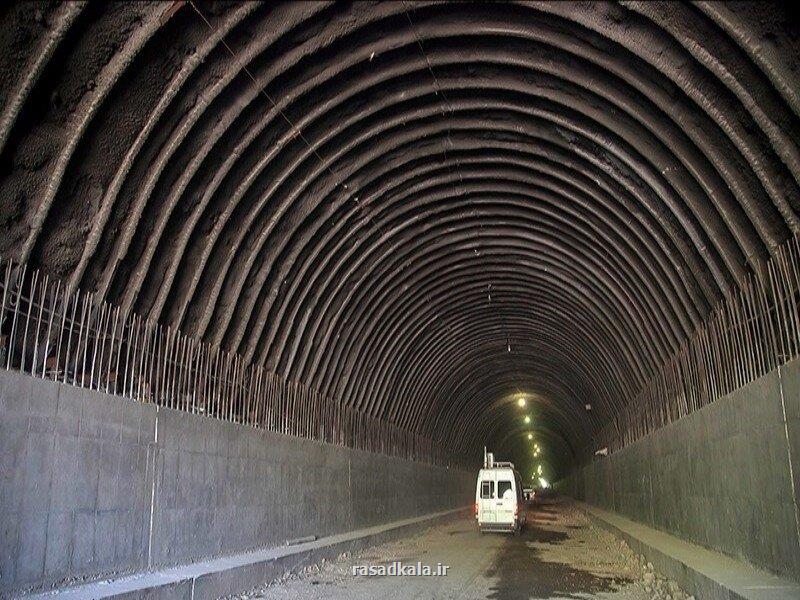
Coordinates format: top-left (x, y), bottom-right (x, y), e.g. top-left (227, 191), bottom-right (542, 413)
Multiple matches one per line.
top-left (0, 1), bottom-right (798, 474)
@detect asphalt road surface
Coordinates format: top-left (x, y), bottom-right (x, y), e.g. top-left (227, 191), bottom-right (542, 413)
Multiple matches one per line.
top-left (235, 498), bottom-right (692, 600)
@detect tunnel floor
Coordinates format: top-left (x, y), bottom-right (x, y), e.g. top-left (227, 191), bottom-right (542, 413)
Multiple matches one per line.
top-left (234, 499), bottom-right (692, 600)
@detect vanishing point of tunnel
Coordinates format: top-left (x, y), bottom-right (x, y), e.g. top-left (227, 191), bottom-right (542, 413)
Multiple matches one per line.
top-left (0, 2), bottom-right (799, 599)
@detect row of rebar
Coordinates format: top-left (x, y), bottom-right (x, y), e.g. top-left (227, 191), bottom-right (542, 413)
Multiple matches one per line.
top-left (0, 259), bottom-right (461, 468)
top-left (596, 234), bottom-right (800, 454)
top-left (3, 233), bottom-right (799, 465)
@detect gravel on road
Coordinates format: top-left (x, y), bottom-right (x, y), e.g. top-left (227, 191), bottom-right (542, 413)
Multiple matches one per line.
top-left (229, 499), bottom-right (693, 600)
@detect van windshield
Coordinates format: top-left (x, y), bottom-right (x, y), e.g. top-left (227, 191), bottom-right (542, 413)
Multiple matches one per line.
top-left (480, 481), bottom-right (494, 498)
top-left (497, 480), bottom-right (513, 499)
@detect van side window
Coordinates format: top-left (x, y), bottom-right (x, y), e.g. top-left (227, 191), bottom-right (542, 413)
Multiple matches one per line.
top-left (497, 480), bottom-right (513, 499)
top-left (480, 481), bottom-right (494, 498)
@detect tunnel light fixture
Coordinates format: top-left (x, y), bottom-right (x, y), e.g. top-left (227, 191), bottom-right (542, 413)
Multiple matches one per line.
top-left (517, 397), bottom-right (526, 407)
top-left (524, 415), bottom-right (531, 424)
top-left (527, 433), bottom-right (533, 440)
top-left (537, 464), bottom-right (543, 475)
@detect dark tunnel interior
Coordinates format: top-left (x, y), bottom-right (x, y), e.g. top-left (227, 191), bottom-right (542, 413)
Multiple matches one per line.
top-left (1, 0), bottom-right (799, 486)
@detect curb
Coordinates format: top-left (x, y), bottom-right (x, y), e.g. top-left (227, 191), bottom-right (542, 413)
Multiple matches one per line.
top-left (580, 503), bottom-right (800, 600)
top-left (18, 508), bottom-right (469, 600)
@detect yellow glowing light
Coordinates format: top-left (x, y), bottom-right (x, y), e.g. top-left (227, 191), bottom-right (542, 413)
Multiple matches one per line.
top-left (524, 415), bottom-right (531, 424)
top-left (517, 397), bottom-right (526, 407)
top-left (527, 433), bottom-right (533, 440)
top-left (537, 465), bottom-right (543, 475)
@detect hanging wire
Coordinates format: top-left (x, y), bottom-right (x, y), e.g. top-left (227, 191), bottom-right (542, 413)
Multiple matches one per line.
top-left (186, 0), bottom-right (388, 237)
top-left (401, 1), bottom-right (466, 190)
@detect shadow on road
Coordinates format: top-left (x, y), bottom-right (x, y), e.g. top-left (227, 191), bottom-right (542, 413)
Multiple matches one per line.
top-left (484, 501), bottom-right (631, 599)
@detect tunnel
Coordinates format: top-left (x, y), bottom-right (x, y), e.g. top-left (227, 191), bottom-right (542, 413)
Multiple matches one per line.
top-left (0, 2), bottom-right (799, 598)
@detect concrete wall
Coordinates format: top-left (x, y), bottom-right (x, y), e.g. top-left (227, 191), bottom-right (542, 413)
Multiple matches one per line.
top-left (559, 357), bottom-right (800, 582)
top-left (0, 370), bottom-right (473, 596)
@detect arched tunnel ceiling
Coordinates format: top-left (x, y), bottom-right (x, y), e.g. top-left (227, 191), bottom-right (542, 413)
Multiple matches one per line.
top-left (1, 1), bottom-right (799, 475)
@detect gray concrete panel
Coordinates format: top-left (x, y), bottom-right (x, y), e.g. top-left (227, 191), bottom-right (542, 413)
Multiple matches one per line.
top-left (0, 370), bottom-right (472, 596)
top-left (562, 359), bottom-right (800, 582)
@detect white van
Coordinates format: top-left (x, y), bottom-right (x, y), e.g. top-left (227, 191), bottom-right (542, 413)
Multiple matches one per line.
top-left (474, 452), bottom-right (526, 534)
